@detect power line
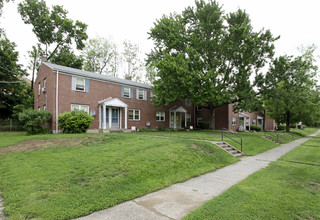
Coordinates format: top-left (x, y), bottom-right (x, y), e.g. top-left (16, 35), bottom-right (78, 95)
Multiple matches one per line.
top-left (0, 81), bottom-right (24, 83)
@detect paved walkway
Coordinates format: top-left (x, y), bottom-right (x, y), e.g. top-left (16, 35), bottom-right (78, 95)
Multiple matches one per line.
top-left (76, 131), bottom-right (319, 220)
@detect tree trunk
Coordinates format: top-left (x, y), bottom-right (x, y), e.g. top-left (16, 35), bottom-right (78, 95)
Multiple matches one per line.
top-left (286, 111), bottom-right (290, 132)
top-left (263, 109), bottom-right (266, 131)
top-left (209, 107), bottom-right (215, 130)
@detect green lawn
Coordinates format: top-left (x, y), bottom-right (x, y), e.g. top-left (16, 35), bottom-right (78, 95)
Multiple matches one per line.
top-left (0, 133), bottom-right (238, 219)
top-left (139, 130), bottom-right (279, 156)
top-left (184, 132), bottom-right (320, 220)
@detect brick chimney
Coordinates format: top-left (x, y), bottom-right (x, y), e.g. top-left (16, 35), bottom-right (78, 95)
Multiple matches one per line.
top-left (125, 75), bottom-right (132, 80)
top-left (41, 56), bottom-right (48, 62)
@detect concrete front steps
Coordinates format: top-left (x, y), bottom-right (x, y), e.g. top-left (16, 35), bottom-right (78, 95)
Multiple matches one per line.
top-left (214, 142), bottom-right (245, 158)
top-left (263, 136), bottom-right (280, 144)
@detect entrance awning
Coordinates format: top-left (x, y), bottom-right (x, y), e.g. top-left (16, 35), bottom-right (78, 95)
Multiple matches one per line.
top-left (239, 113), bottom-right (250, 118)
top-left (99, 97), bottom-right (128, 107)
top-left (257, 116), bottom-right (263, 120)
top-left (170, 106), bottom-right (187, 113)
top-left (99, 98), bottom-right (128, 129)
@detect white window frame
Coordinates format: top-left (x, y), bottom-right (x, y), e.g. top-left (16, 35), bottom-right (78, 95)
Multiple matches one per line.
top-left (123, 86), bottom-right (130, 98)
top-left (137, 88), bottom-right (147, 100)
top-left (43, 78), bottom-right (47, 89)
top-left (197, 117), bottom-right (202, 126)
top-left (129, 109), bottom-right (140, 121)
top-left (43, 105), bottom-right (47, 111)
top-left (71, 104), bottom-right (89, 113)
top-left (156, 112), bottom-right (165, 121)
top-left (232, 117), bottom-right (237, 126)
top-left (75, 77), bottom-right (85, 91)
top-left (38, 82), bottom-right (41, 95)
top-left (253, 119), bottom-right (256, 126)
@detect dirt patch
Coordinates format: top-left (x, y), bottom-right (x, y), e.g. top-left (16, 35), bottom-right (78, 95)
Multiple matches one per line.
top-left (309, 181), bottom-right (320, 193)
top-left (191, 144), bottom-right (213, 154)
top-left (0, 137), bottom-right (104, 155)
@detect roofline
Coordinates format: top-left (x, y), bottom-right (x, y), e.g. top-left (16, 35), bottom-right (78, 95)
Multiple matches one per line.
top-left (42, 62), bottom-right (152, 89)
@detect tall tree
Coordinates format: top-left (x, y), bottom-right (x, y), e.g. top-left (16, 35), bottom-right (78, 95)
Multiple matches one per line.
top-left (18, 0), bottom-right (88, 60)
top-left (0, 29), bottom-right (32, 118)
top-left (262, 46), bottom-right (318, 131)
top-left (147, 0), bottom-right (277, 128)
top-left (122, 40), bottom-right (143, 81)
top-left (50, 45), bottom-right (83, 69)
top-left (82, 37), bottom-right (117, 76)
top-left (27, 44), bottom-right (44, 93)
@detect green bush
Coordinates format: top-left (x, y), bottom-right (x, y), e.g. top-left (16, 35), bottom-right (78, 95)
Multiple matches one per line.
top-left (58, 111), bottom-right (94, 133)
top-left (246, 125), bottom-right (262, 132)
top-left (199, 122), bottom-right (210, 129)
top-left (277, 124), bottom-right (286, 130)
top-left (19, 109), bottom-right (51, 135)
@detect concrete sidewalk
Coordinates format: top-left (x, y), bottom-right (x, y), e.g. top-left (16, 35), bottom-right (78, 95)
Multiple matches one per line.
top-left (76, 131), bottom-right (319, 220)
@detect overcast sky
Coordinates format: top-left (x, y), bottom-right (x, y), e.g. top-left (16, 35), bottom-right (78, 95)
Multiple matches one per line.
top-left (1, 0), bottom-right (319, 74)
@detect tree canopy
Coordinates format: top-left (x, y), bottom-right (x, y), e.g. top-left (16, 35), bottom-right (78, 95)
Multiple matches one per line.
top-left (0, 29), bottom-right (32, 118)
top-left (18, 0), bottom-right (88, 60)
top-left (82, 37), bottom-right (118, 76)
top-left (261, 46), bottom-right (319, 131)
top-left (147, 0), bottom-right (278, 128)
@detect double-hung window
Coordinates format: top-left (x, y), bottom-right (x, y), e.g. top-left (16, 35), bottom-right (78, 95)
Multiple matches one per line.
top-left (156, 112), bottom-right (165, 121)
top-left (136, 88), bottom-right (147, 100)
top-left (71, 104), bottom-right (89, 113)
top-left (129, 109), bottom-right (140, 121)
top-left (253, 119), bottom-right (256, 125)
top-left (123, 86), bottom-right (130, 98)
top-left (76, 77), bottom-right (85, 91)
top-left (232, 117), bottom-right (237, 126)
top-left (38, 82), bottom-right (41, 95)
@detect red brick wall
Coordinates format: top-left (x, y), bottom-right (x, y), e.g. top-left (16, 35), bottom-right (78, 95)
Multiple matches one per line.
top-left (35, 64), bottom-right (195, 130)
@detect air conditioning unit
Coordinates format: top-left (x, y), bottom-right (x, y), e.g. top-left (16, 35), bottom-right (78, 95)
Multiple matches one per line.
top-left (42, 87), bottom-right (46, 92)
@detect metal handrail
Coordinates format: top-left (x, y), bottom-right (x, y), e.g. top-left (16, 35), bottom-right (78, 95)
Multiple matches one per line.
top-left (265, 130), bottom-right (279, 142)
top-left (221, 128), bottom-right (243, 152)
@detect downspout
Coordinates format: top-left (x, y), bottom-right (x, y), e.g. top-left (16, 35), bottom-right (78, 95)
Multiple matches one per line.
top-left (56, 70), bottom-right (59, 133)
top-left (227, 104), bottom-right (230, 130)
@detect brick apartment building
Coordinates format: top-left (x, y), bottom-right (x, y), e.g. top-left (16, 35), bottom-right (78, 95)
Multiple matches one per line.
top-left (35, 61), bottom-right (274, 133)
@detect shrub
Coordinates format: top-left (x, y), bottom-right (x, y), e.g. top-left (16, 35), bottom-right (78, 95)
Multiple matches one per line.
top-left (156, 124), bottom-right (165, 131)
top-left (246, 125), bottom-right (262, 132)
top-left (19, 109), bottom-right (51, 135)
top-left (199, 122), bottom-right (210, 129)
top-left (139, 128), bottom-right (153, 132)
top-left (277, 124), bottom-right (286, 130)
top-left (58, 111), bottom-right (94, 133)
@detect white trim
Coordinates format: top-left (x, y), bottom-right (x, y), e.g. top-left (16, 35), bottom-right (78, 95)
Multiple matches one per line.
top-left (128, 109), bottom-right (140, 121)
top-left (156, 111), bottom-right (165, 121)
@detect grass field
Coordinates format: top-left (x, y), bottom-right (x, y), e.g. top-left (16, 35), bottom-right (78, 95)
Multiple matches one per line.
top-left (0, 133), bottom-right (238, 219)
top-left (184, 132), bottom-right (320, 220)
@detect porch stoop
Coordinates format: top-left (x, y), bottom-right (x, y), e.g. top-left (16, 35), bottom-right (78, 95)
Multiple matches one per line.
top-left (214, 142), bottom-right (245, 158)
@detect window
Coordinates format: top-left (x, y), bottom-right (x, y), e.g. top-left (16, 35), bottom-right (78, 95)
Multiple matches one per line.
top-left (38, 82), bottom-right (41, 95)
top-left (185, 99), bottom-right (192, 106)
top-left (129, 109), bottom-right (140, 121)
top-left (43, 105), bottom-right (47, 111)
top-left (186, 114), bottom-right (191, 124)
top-left (123, 86), bottom-right (130, 98)
top-left (197, 117), bottom-right (202, 126)
top-left (76, 77), bottom-right (85, 91)
top-left (156, 112), bottom-right (165, 121)
top-left (71, 104), bottom-right (89, 113)
top-left (137, 88), bottom-right (147, 100)
top-left (196, 106), bottom-right (202, 111)
top-left (253, 119), bottom-right (256, 125)
top-left (43, 78), bottom-right (46, 89)
top-left (232, 117), bottom-right (236, 126)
